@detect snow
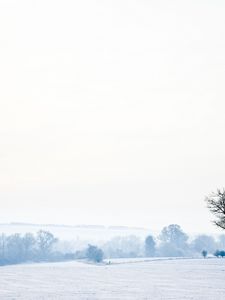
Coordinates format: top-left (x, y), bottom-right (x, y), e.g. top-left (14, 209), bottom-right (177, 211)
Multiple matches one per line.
top-left (0, 258), bottom-right (225, 299)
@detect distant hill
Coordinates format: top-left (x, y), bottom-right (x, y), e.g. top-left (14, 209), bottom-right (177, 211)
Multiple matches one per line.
top-left (0, 223), bottom-right (152, 242)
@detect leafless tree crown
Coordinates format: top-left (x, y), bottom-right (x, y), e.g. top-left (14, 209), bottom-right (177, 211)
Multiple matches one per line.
top-left (205, 189), bottom-right (225, 230)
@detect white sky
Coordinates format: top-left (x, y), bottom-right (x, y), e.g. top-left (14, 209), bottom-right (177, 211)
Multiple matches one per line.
top-left (0, 0), bottom-right (225, 234)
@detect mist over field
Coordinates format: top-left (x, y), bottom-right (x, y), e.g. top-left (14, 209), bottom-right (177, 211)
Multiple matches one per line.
top-left (1, 0), bottom-right (225, 299)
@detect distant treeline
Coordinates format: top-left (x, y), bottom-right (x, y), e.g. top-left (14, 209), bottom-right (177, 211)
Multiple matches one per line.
top-left (1, 224), bottom-right (225, 266)
top-left (0, 230), bottom-right (103, 266)
top-left (0, 230), bottom-right (58, 265)
top-left (103, 224), bottom-right (225, 259)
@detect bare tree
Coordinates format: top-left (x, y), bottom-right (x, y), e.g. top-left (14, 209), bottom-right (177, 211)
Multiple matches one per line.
top-left (23, 233), bottom-right (36, 260)
top-left (191, 235), bottom-right (216, 254)
top-left (206, 189), bottom-right (225, 230)
top-left (36, 230), bottom-right (58, 259)
top-left (0, 234), bottom-right (6, 262)
top-left (158, 224), bottom-right (188, 247)
top-left (145, 235), bottom-right (156, 257)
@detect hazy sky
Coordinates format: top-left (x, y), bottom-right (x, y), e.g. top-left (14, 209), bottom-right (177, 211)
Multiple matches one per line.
top-left (0, 0), bottom-right (225, 233)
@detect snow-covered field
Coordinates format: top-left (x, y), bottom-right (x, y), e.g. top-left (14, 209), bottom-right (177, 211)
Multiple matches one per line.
top-left (0, 258), bottom-right (224, 299)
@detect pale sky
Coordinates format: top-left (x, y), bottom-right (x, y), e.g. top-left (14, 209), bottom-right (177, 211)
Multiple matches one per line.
top-left (0, 0), bottom-right (225, 234)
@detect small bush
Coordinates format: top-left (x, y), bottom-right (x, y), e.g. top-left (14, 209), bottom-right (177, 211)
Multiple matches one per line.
top-left (214, 250), bottom-right (225, 258)
top-left (86, 244), bottom-right (104, 263)
top-left (202, 250), bottom-right (207, 258)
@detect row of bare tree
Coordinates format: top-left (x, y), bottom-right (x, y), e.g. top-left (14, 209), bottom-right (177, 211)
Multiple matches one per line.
top-left (0, 230), bottom-right (57, 265)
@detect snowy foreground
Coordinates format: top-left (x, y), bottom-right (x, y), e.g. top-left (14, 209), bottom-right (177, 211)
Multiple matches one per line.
top-left (0, 258), bottom-right (225, 299)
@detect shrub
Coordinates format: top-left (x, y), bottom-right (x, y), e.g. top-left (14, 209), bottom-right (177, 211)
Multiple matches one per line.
top-left (214, 250), bottom-right (221, 257)
top-left (86, 244), bottom-right (104, 263)
top-left (214, 250), bottom-right (225, 258)
top-left (202, 250), bottom-right (207, 258)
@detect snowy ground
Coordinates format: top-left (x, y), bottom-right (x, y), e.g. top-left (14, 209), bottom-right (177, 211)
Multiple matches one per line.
top-left (0, 258), bottom-right (224, 299)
